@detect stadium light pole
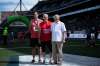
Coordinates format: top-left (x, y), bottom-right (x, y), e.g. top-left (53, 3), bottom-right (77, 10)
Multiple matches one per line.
top-left (14, 0), bottom-right (28, 15)
top-left (20, 0), bottom-right (22, 12)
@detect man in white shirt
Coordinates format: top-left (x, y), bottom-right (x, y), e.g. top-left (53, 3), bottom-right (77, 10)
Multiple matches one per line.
top-left (51, 14), bottom-right (66, 64)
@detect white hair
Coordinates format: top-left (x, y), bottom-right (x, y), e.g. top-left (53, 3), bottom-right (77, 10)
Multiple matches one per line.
top-left (53, 14), bottom-right (60, 18)
top-left (43, 14), bottom-right (48, 17)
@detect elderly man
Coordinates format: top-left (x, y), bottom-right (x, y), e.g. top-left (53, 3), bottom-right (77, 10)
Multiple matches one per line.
top-left (51, 14), bottom-right (66, 64)
top-left (39, 14), bottom-right (52, 63)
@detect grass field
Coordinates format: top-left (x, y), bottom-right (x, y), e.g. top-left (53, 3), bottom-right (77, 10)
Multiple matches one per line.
top-left (0, 39), bottom-right (100, 58)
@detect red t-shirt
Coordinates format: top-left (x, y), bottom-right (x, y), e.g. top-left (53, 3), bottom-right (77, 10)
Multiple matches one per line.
top-left (29, 19), bottom-right (42, 38)
top-left (40, 21), bottom-right (52, 41)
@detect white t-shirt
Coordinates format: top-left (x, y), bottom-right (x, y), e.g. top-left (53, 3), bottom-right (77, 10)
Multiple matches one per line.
top-left (51, 21), bottom-right (66, 42)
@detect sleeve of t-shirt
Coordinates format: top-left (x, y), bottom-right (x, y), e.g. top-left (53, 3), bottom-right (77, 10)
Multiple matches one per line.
top-left (39, 19), bottom-right (43, 23)
top-left (61, 22), bottom-right (66, 32)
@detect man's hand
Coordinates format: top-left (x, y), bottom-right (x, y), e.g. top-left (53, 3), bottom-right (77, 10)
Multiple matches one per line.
top-left (38, 39), bottom-right (41, 44)
top-left (61, 39), bottom-right (65, 43)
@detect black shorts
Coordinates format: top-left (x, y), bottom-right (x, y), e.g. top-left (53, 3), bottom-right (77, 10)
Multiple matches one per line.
top-left (41, 41), bottom-right (52, 52)
top-left (30, 38), bottom-right (40, 47)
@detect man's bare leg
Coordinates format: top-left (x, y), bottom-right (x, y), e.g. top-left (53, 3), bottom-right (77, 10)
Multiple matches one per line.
top-left (32, 47), bottom-right (36, 63)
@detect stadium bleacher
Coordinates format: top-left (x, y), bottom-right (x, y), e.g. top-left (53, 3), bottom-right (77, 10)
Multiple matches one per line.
top-left (0, 0), bottom-right (100, 39)
top-left (31, 0), bottom-right (90, 13)
top-left (29, 0), bottom-right (100, 38)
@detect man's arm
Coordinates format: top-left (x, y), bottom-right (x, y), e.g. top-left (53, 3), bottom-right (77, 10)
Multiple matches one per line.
top-left (24, 21), bottom-right (31, 37)
top-left (38, 23), bottom-right (41, 44)
top-left (61, 23), bottom-right (66, 43)
top-left (62, 31), bottom-right (66, 43)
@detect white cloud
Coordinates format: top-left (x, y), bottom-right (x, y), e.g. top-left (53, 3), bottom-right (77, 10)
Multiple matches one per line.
top-left (0, 0), bottom-right (39, 11)
top-left (0, 0), bottom-right (19, 3)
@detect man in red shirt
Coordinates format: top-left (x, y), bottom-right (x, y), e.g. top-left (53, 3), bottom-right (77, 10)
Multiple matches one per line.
top-left (39, 14), bottom-right (52, 63)
top-left (29, 12), bottom-right (43, 63)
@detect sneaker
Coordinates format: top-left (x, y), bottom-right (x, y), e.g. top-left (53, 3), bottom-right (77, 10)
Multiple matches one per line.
top-left (57, 61), bottom-right (62, 65)
top-left (38, 60), bottom-right (42, 63)
top-left (54, 62), bottom-right (58, 64)
top-left (42, 60), bottom-right (45, 64)
top-left (51, 61), bottom-right (57, 64)
top-left (49, 60), bottom-right (52, 64)
top-left (31, 59), bottom-right (35, 63)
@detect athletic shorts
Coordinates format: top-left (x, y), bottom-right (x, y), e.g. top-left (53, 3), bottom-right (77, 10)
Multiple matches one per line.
top-left (30, 38), bottom-right (40, 47)
top-left (41, 41), bottom-right (52, 52)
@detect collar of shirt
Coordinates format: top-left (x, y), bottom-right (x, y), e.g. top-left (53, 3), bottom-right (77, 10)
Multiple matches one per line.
top-left (32, 19), bottom-right (42, 25)
top-left (43, 20), bottom-right (48, 23)
top-left (43, 20), bottom-right (50, 24)
top-left (54, 21), bottom-right (61, 24)
top-left (34, 18), bottom-right (39, 21)
top-left (33, 18), bottom-right (42, 22)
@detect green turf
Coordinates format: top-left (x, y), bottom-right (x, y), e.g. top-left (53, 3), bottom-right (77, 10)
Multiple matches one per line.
top-left (63, 43), bottom-right (100, 58)
top-left (0, 49), bottom-right (23, 57)
top-left (0, 39), bottom-right (100, 58)
top-left (63, 40), bottom-right (100, 58)
top-left (0, 49), bottom-right (24, 66)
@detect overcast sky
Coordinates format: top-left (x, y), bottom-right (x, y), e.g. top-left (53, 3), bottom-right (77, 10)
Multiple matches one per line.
top-left (0, 0), bottom-right (39, 12)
